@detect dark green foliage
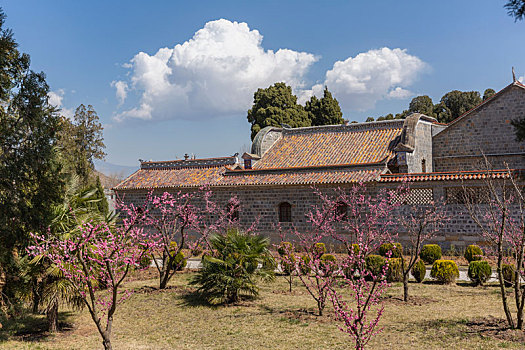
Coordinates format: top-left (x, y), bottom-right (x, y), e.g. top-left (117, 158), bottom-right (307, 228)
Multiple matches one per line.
top-left (430, 260), bottom-right (459, 284)
top-left (408, 95), bottom-right (436, 118)
top-left (0, 9), bottom-right (64, 302)
top-left (483, 88), bottom-right (496, 101)
top-left (411, 260), bottom-right (426, 283)
top-left (464, 245), bottom-right (483, 263)
top-left (190, 229), bottom-right (275, 305)
top-left (511, 115), bottom-right (525, 141)
top-left (468, 260), bottom-right (492, 286)
top-left (502, 263), bottom-right (516, 287)
top-left (435, 90), bottom-right (482, 123)
top-left (505, 0), bottom-right (525, 21)
top-left (365, 254), bottom-right (386, 276)
top-left (379, 243), bottom-right (403, 258)
top-left (57, 104), bottom-right (106, 186)
top-left (420, 244), bottom-right (442, 264)
top-left (139, 254), bottom-right (152, 269)
top-left (387, 258), bottom-right (404, 282)
top-left (94, 176), bottom-right (109, 216)
top-left (247, 82), bottom-right (310, 140)
top-left (304, 86), bottom-right (344, 126)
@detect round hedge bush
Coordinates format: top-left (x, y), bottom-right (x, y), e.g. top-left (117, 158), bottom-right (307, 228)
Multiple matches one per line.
top-left (320, 253), bottom-right (337, 274)
top-left (277, 242), bottom-right (294, 256)
top-left (386, 258), bottom-right (404, 282)
top-left (502, 263), bottom-right (515, 287)
top-left (468, 260), bottom-right (492, 286)
top-left (430, 260), bottom-right (459, 284)
top-left (313, 243), bottom-right (326, 258)
top-left (280, 253), bottom-right (296, 275)
top-left (464, 245), bottom-right (483, 263)
top-left (139, 253), bottom-right (151, 269)
top-left (379, 243), bottom-right (403, 258)
top-left (365, 254), bottom-right (386, 277)
top-left (411, 259), bottom-right (426, 283)
top-left (299, 255), bottom-right (311, 275)
top-left (350, 243), bottom-right (360, 256)
top-left (420, 244), bottom-right (442, 264)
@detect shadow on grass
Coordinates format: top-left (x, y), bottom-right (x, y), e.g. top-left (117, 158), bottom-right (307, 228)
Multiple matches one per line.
top-left (0, 311), bottom-right (75, 342)
top-left (178, 289), bottom-right (257, 309)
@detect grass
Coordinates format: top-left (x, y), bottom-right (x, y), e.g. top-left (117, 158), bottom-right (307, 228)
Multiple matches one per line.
top-left (1, 270), bottom-right (524, 350)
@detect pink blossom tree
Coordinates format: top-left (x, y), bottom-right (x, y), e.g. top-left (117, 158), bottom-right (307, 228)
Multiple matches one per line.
top-left (28, 216), bottom-right (153, 350)
top-left (116, 190), bottom-right (240, 290)
top-left (464, 165), bottom-right (525, 329)
top-left (397, 201), bottom-right (448, 301)
top-left (323, 184), bottom-right (402, 349)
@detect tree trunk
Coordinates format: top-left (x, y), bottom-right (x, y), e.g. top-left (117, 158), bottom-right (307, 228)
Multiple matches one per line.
top-left (403, 273), bottom-right (409, 302)
top-left (31, 282), bottom-right (41, 314)
top-left (288, 276), bottom-right (292, 293)
top-left (497, 256), bottom-right (514, 328)
top-left (102, 336), bottom-right (112, 350)
top-left (318, 299), bottom-right (324, 316)
top-left (47, 298), bottom-right (59, 332)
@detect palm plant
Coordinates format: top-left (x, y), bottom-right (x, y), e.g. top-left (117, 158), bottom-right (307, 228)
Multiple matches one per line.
top-left (22, 175), bottom-right (115, 332)
top-left (190, 229), bottom-right (275, 305)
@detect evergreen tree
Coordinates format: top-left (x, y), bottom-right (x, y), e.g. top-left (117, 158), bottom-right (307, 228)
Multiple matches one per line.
top-left (505, 0), bottom-right (525, 21)
top-left (247, 82), bottom-right (310, 140)
top-left (0, 8), bottom-right (63, 299)
top-left (305, 86), bottom-right (344, 126)
top-left (436, 90), bottom-right (482, 123)
top-left (483, 88), bottom-right (496, 101)
top-left (408, 95), bottom-right (436, 117)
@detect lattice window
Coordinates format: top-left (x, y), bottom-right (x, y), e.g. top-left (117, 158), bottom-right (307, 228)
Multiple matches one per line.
top-left (446, 187), bottom-right (491, 204)
top-left (393, 188), bottom-right (434, 205)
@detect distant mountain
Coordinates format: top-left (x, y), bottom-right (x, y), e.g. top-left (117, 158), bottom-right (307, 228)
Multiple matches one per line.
top-left (94, 160), bottom-right (137, 179)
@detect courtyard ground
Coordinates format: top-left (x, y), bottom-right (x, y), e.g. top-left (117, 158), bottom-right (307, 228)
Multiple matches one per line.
top-left (1, 269), bottom-right (524, 350)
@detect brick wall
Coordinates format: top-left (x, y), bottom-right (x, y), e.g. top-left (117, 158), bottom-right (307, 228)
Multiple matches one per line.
top-left (433, 85), bottom-right (525, 171)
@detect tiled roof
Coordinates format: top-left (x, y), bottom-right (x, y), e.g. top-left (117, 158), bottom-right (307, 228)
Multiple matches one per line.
top-left (113, 157), bottom-right (236, 190)
top-left (253, 121), bottom-right (403, 169)
top-left (221, 166), bottom-right (385, 186)
top-left (379, 169), bottom-right (515, 182)
top-left (113, 159), bottom-right (386, 190)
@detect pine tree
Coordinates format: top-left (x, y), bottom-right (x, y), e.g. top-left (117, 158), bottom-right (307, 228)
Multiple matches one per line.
top-left (305, 86), bottom-right (344, 126)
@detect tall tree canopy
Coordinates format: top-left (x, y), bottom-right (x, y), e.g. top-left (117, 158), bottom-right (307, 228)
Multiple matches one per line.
top-left (304, 86), bottom-right (344, 126)
top-left (0, 9), bottom-right (63, 262)
top-left (483, 88), bottom-right (496, 101)
top-left (505, 0), bottom-right (525, 21)
top-left (408, 95), bottom-right (436, 117)
top-left (57, 104), bottom-right (106, 185)
top-left (436, 90), bottom-right (482, 123)
top-left (247, 83), bottom-right (310, 140)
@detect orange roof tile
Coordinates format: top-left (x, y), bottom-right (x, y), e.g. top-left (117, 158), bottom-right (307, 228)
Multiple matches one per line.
top-left (253, 122), bottom-right (403, 169)
top-left (379, 169), bottom-right (517, 183)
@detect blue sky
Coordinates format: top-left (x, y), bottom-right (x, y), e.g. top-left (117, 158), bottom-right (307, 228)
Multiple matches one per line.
top-left (3, 0), bottom-right (525, 168)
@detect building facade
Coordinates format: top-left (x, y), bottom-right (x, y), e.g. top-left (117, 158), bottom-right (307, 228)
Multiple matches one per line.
top-left (114, 81), bottom-right (525, 249)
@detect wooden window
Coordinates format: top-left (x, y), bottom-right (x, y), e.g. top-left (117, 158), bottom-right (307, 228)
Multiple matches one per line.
top-left (279, 202), bottom-right (292, 222)
top-left (421, 159), bottom-right (426, 173)
top-left (336, 201), bottom-right (348, 220)
top-left (446, 187), bottom-right (490, 204)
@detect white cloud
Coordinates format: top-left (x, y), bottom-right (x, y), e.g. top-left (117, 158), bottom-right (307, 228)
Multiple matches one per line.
top-left (114, 19), bottom-right (318, 122)
top-left (111, 80), bottom-right (128, 107)
top-left (48, 89), bottom-right (74, 118)
top-left (519, 76), bottom-right (524, 83)
top-left (301, 48), bottom-right (426, 111)
top-left (387, 87), bottom-right (413, 99)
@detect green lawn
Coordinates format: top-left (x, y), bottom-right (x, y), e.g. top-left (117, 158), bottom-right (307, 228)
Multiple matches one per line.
top-left (1, 270), bottom-right (524, 349)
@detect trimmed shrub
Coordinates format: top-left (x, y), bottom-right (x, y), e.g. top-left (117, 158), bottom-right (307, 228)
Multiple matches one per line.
top-left (502, 263), bottom-right (515, 287)
top-left (464, 245), bottom-right (483, 263)
top-left (468, 260), bottom-right (492, 286)
top-left (365, 254), bottom-right (386, 276)
top-left (313, 243), bottom-right (326, 259)
top-left (299, 255), bottom-right (311, 275)
top-left (277, 242), bottom-right (293, 256)
top-left (139, 254), bottom-right (151, 269)
top-left (168, 241), bottom-right (187, 269)
top-left (191, 244), bottom-right (204, 256)
top-left (411, 259), bottom-right (426, 283)
top-left (379, 243), bottom-right (403, 258)
top-left (320, 254), bottom-right (337, 274)
top-left (430, 260), bottom-right (459, 284)
top-left (387, 258), bottom-right (404, 282)
top-left (420, 244), bottom-right (442, 264)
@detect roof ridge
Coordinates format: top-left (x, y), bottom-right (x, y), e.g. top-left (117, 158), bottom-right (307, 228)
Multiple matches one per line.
top-left (283, 119), bottom-right (404, 135)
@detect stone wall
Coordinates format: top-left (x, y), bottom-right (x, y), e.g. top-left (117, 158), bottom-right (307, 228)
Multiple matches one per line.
top-left (115, 179), bottom-right (511, 251)
top-left (433, 84), bottom-right (525, 172)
